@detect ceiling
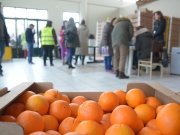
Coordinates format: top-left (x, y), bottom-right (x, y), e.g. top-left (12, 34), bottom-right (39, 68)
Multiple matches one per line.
top-left (57, 0), bottom-right (135, 8)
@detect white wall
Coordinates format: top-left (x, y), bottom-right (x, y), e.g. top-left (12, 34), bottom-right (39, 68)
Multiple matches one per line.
top-left (120, 0), bottom-right (180, 18)
top-left (1, 0), bottom-right (80, 35)
top-left (87, 4), bottom-right (119, 35)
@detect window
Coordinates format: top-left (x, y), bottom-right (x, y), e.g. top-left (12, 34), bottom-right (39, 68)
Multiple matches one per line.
top-left (27, 9), bottom-right (38, 19)
top-left (38, 10), bottom-right (48, 20)
top-left (16, 8), bottom-right (26, 18)
top-left (3, 7), bottom-right (15, 18)
top-left (63, 12), bottom-right (79, 27)
top-left (3, 7), bottom-right (48, 20)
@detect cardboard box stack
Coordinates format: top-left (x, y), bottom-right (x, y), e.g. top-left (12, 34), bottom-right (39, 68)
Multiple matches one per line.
top-left (169, 17), bottom-right (180, 52)
top-left (128, 14), bottom-right (138, 39)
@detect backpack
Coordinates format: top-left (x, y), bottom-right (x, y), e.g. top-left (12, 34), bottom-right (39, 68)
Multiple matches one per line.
top-left (162, 48), bottom-right (168, 67)
top-left (65, 31), bottom-right (75, 42)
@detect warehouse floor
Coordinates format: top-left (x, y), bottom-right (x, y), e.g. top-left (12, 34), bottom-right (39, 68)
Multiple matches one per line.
top-left (0, 57), bottom-right (180, 93)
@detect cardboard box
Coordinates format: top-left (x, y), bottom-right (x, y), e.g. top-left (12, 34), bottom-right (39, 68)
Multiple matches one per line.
top-left (0, 82), bottom-right (180, 135)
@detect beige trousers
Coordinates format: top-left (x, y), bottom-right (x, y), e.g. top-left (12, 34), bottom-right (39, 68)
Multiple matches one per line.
top-left (113, 44), bottom-right (129, 72)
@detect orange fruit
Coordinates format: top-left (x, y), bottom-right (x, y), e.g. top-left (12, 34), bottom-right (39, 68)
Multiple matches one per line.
top-left (69, 103), bottom-right (79, 118)
top-left (156, 105), bottom-right (165, 114)
top-left (134, 104), bottom-right (156, 124)
top-left (59, 117), bottom-right (80, 134)
top-left (0, 115), bottom-right (16, 122)
top-left (75, 120), bottom-right (104, 135)
top-left (45, 130), bottom-right (61, 135)
top-left (16, 91), bottom-right (36, 104)
top-left (16, 111), bottom-right (44, 135)
top-left (98, 92), bottom-right (119, 112)
top-left (62, 94), bottom-right (70, 104)
top-left (102, 113), bottom-right (111, 123)
top-left (126, 89), bottom-right (146, 108)
top-left (165, 103), bottom-right (180, 110)
top-left (114, 90), bottom-right (127, 105)
top-left (64, 132), bottom-right (79, 135)
top-left (156, 104), bottom-right (180, 135)
top-left (138, 127), bottom-right (161, 135)
top-left (105, 124), bottom-right (135, 135)
top-left (132, 118), bottom-right (144, 135)
top-left (25, 95), bottom-right (49, 115)
top-left (146, 119), bottom-right (159, 130)
top-left (77, 100), bottom-right (103, 123)
top-left (29, 131), bottom-right (47, 135)
top-left (99, 120), bottom-right (111, 133)
top-left (110, 105), bottom-right (139, 129)
top-left (146, 97), bottom-right (161, 109)
top-left (43, 89), bottom-right (62, 104)
top-left (38, 93), bottom-right (44, 96)
top-left (5, 103), bottom-right (25, 117)
top-left (42, 115), bottom-right (59, 131)
top-left (71, 96), bottom-right (87, 105)
top-left (49, 100), bottom-right (71, 122)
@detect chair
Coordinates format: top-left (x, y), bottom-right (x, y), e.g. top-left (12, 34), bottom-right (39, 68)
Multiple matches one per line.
top-left (138, 40), bottom-right (164, 80)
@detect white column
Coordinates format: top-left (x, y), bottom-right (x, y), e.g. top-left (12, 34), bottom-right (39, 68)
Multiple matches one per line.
top-left (80, 0), bottom-right (87, 24)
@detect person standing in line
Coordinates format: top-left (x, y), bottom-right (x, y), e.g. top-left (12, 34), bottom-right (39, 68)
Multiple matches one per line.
top-left (152, 11), bottom-right (166, 71)
top-left (21, 31), bottom-right (28, 58)
top-left (65, 17), bottom-right (80, 69)
top-left (100, 18), bottom-right (116, 72)
top-left (40, 20), bottom-right (57, 66)
top-left (59, 25), bottom-right (69, 65)
top-left (0, 2), bottom-right (10, 76)
top-left (111, 17), bottom-right (134, 79)
top-left (75, 20), bottom-right (89, 65)
top-left (26, 24), bottom-right (35, 64)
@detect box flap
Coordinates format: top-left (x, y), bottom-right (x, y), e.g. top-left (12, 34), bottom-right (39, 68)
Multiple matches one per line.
top-left (0, 122), bottom-right (24, 135)
top-left (127, 83), bottom-right (155, 97)
top-left (0, 82), bottom-right (34, 112)
top-left (0, 87), bottom-right (8, 97)
top-left (176, 92), bottom-right (180, 96)
top-left (27, 82), bottom-right (53, 93)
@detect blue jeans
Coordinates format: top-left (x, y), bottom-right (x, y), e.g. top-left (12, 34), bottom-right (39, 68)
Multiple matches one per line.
top-left (104, 56), bottom-right (112, 70)
top-left (68, 47), bottom-right (76, 65)
top-left (27, 42), bottom-right (34, 63)
top-left (0, 40), bottom-right (5, 73)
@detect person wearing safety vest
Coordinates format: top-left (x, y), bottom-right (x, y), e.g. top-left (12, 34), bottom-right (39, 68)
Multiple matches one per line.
top-left (40, 21), bottom-right (57, 66)
top-left (21, 31), bottom-right (28, 58)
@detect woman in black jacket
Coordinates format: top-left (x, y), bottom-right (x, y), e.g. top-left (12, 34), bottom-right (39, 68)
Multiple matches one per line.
top-left (153, 11), bottom-right (166, 71)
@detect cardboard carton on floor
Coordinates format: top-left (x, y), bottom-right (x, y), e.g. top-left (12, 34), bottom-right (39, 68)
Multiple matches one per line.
top-left (0, 82), bottom-right (180, 135)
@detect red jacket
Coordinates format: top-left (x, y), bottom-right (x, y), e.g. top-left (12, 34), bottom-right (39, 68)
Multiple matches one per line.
top-left (59, 28), bottom-right (64, 44)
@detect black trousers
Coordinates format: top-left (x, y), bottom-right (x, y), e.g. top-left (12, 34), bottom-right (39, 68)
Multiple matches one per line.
top-left (43, 45), bottom-right (54, 64)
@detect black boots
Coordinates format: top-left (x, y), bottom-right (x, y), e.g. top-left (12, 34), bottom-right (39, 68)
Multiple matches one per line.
top-left (75, 55), bottom-right (85, 65)
top-left (152, 66), bottom-right (160, 71)
top-left (115, 70), bottom-right (129, 79)
top-left (119, 72), bottom-right (129, 79)
top-left (68, 64), bottom-right (75, 69)
top-left (115, 70), bottom-right (119, 77)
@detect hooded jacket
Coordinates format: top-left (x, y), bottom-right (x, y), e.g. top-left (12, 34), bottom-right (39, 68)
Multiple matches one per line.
top-left (75, 24), bottom-right (89, 55)
top-left (111, 17), bottom-right (134, 47)
top-left (100, 22), bottom-right (113, 56)
top-left (135, 28), bottom-right (152, 59)
top-left (65, 22), bottom-right (80, 48)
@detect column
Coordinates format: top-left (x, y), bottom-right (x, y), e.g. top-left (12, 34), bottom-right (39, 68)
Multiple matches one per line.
top-left (80, 0), bottom-right (87, 23)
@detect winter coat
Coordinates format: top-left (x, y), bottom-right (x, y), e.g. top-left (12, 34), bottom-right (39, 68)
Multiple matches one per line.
top-left (135, 28), bottom-right (152, 59)
top-left (75, 24), bottom-right (89, 55)
top-left (100, 22), bottom-right (113, 56)
top-left (153, 19), bottom-right (166, 41)
top-left (59, 28), bottom-right (65, 44)
top-left (65, 22), bottom-right (80, 48)
top-left (111, 17), bottom-right (134, 47)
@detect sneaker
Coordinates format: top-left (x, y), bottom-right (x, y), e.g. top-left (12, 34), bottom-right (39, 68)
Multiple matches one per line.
top-left (29, 62), bottom-right (35, 64)
top-left (50, 64), bottom-right (54, 66)
top-left (44, 64), bottom-right (47, 66)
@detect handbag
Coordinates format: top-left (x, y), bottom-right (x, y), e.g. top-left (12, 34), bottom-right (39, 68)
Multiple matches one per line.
top-left (65, 31), bottom-right (75, 42)
top-left (101, 46), bottom-right (109, 57)
top-left (162, 48), bottom-right (168, 67)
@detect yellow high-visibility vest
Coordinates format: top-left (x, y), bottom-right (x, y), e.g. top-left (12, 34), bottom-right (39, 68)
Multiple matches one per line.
top-left (41, 27), bottom-right (55, 45)
top-left (22, 32), bottom-right (26, 44)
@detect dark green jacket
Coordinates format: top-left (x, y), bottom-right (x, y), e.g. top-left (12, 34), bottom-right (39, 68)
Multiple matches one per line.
top-left (111, 18), bottom-right (134, 47)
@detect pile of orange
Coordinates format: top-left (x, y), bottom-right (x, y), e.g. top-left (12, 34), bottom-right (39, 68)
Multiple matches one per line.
top-left (0, 88), bottom-right (180, 135)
